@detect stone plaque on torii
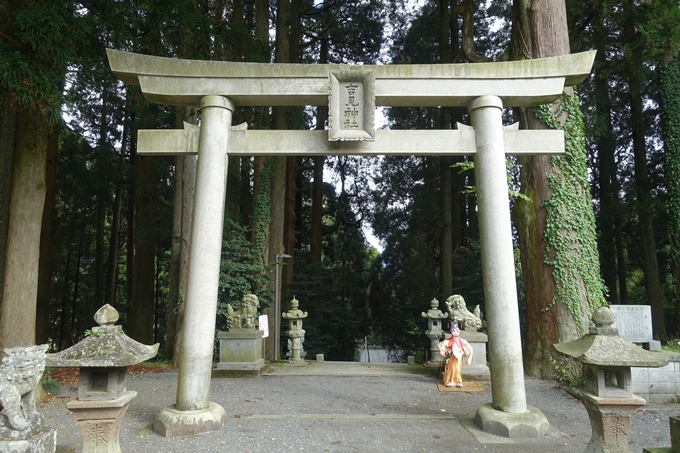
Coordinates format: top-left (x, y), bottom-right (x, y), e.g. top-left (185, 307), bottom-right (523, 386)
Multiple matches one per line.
top-left (107, 48), bottom-right (596, 438)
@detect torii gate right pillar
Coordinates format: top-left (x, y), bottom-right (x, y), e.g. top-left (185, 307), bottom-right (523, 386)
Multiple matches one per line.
top-left (469, 95), bottom-right (549, 437)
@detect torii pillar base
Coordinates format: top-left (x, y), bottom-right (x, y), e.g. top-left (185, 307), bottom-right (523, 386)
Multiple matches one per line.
top-left (475, 403), bottom-right (549, 438)
top-left (154, 402), bottom-right (226, 438)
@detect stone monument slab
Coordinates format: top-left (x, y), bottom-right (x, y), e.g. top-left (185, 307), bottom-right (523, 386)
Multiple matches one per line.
top-left (610, 305), bottom-right (661, 350)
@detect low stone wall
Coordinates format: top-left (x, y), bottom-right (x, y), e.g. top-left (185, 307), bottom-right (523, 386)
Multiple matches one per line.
top-left (632, 352), bottom-right (680, 403)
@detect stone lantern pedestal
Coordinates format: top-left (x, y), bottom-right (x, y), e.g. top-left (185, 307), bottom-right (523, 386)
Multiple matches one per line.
top-left (283, 297), bottom-right (308, 366)
top-left (555, 306), bottom-right (668, 453)
top-left (421, 299), bottom-right (448, 367)
top-left (46, 305), bottom-right (158, 453)
top-left (66, 391), bottom-right (136, 453)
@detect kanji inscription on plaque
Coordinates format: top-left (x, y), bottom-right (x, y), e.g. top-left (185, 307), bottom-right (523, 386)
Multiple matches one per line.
top-left (328, 70), bottom-right (375, 141)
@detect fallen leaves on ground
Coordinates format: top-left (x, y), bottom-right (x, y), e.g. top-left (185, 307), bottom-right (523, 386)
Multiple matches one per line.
top-left (46, 363), bottom-right (174, 386)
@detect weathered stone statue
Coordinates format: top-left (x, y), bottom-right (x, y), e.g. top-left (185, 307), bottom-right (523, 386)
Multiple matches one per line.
top-left (0, 345), bottom-right (48, 435)
top-left (0, 344), bottom-right (56, 452)
top-left (445, 295), bottom-right (482, 332)
top-left (227, 294), bottom-right (260, 331)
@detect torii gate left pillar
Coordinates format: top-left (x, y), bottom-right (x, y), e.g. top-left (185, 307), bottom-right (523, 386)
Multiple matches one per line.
top-left (154, 96), bottom-right (233, 436)
top-left (107, 48), bottom-right (596, 439)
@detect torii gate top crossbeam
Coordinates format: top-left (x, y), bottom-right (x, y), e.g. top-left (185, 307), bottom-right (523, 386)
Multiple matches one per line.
top-left (107, 49), bottom-right (595, 108)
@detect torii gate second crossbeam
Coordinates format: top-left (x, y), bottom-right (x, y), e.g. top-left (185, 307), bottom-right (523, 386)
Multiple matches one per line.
top-left (107, 49), bottom-right (596, 439)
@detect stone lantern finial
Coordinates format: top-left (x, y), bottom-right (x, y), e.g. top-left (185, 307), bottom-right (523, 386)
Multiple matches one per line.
top-left (94, 303), bottom-right (119, 329)
top-left (589, 306), bottom-right (618, 336)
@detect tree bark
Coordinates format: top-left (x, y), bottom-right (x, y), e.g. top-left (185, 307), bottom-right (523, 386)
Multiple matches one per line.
top-left (623, 2), bottom-right (666, 338)
top-left (36, 125), bottom-right (59, 344)
top-left (172, 153), bottom-right (196, 364)
top-left (0, 91), bottom-right (17, 317)
top-left (127, 155), bottom-right (157, 344)
top-left (0, 107), bottom-right (49, 349)
top-left (513, 0), bottom-right (591, 378)
top-left (438, 3), bottom-right (453, 301)
top-left (593, 14), bottom-right (620, 304)
top-left (104, 186), bottom-right (122, 307)
top-left (166, 152), bottom-right (184, 360)
top-left (93, 199), bottom-right (106, 313)
top-left (658, 53), bottom-right (680, 335)
top-left (310, 155), bottom-right (326, 263)
top-left (281, 156), bottom-right (297, 312)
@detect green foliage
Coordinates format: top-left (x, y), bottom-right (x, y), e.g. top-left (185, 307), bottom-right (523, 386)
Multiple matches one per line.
top-left (216, 220), bottom-right (272, 329)
top-left (534, 92), bottom-right (606, 334)
top-left (251, 157), bottom-right (282, 265)
top-left (548, 356), bottom-right (583, 388)
top-left (662, 336), bottom-right (680, 354)
top-left (41, 375), bottom-right (60, 394)
top-left (291, 239), bottom-right (370, 361)
top-left (639, 0), bottom-right (680, 65)
top-left (451, 160), bottom-right (530, 201)
top-left (0, 1), bottom-right (92, 120)
top-left (84, 329), bottom-right (102, 338)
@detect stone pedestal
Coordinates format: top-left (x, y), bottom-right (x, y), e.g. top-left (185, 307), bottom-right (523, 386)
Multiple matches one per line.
top-left (574, 390), bottom-right (646, 453)
top-left (474, 403), bottom-right (549, 439)
top-left (572, 389), bottom-right (646, 453)
top-left (154, 403), bottom-right (226, 438)
top-left (460, 331), bottom-right (490, 380)
top-left (0, 428), bottom-right (57, 453)
top-left (66, 390), bottom-right (136, 453)
top-left (213, 330), bottom-right (267, 377)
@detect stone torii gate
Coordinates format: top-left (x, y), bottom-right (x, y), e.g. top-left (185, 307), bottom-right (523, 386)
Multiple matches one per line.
top-left (107, 49), bottom-right (595, 438)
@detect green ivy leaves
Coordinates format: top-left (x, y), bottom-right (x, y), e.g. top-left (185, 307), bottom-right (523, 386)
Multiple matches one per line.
top-left (535, 91), bottom-right (606, 334)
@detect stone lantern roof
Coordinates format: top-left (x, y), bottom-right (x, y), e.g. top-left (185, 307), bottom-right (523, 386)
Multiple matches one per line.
top-left (553, 306), bottom-right (668, 368)
top-left (46, 304), bottom-right (158, 368)
top-left (421, 299), bottom-right (448, 320)
top-left (282, 297), bottom-right (308, 320)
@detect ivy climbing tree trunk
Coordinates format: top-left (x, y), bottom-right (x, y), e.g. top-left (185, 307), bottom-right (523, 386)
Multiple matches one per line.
top-left (660, 56), bottom-right (680, 337)
top-left (512, 0), bottom-right (605, 379)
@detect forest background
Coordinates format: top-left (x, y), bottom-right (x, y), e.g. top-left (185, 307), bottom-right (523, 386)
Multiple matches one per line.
top-left (1, 0), bottom-right (679, 380)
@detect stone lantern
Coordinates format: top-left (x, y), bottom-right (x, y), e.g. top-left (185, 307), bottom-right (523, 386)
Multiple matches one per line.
top-left (46, 304), bottom-right (158, 453)
top-left (554, 306), bottom-right (668, 453)
top-left (422, 299), bottom-right (448, 367)
top-left (282, 297), bottom-right (308, 365)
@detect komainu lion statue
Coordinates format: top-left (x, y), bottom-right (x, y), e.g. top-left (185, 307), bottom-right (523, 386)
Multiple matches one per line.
top-left (0, 344), bottom-right (48, 436)
top-left (226, 294), bottom-right (260, 331)
top-left (445, 294), bottom-right (483, 332)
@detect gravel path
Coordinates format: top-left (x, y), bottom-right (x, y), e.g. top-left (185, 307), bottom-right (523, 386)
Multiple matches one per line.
top-left (38, 364), bottom-right (680, 453)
